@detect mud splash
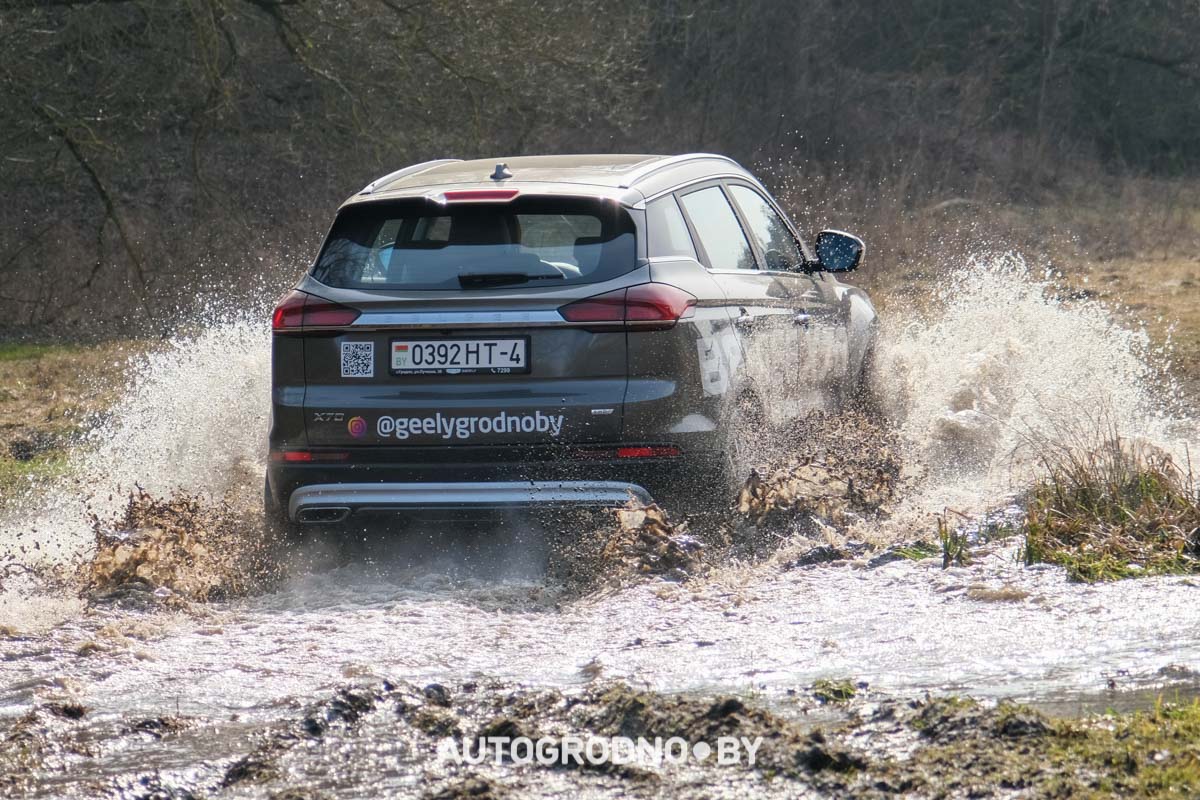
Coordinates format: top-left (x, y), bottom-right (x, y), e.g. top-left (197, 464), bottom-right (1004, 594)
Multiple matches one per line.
top-left (84, 489), bottom-right (282, 606)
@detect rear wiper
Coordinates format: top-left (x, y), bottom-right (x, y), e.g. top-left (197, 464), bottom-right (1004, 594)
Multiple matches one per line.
top-left (457, 272), bottom-right (565, 288)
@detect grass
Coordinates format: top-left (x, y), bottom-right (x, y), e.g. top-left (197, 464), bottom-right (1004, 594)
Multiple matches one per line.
top-left (1039, 699), bottom-right (1200, 797)
top-left (896, 696), bottom-right (1200, 797)
top-left (0, 453), bottom-right (70, 503)
top-left (0, 339), bottom-right (134, 511)
top-left (811, 679), bottom-right (858, 704)
top-left (0, 342), bottom-right (86, 362)
top-left (937, 513), bottom-right (972, 568)
top-left (890, 541), bottom-right (941, 561)
top-left (1021, 432), bottom-right (1200, 582)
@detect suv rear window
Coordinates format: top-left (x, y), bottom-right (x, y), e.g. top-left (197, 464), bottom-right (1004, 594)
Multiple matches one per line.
top-left (312, 197), bottom-right (636, 290)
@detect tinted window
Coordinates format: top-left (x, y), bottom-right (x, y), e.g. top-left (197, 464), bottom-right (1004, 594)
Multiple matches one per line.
top-left (679, 187), bottom-right (756, 271)
top-left (646, 196), bottom-right (697, 259)
top-left (311, 198), bottom-right (636, 290)
top-left (728, 185), bottom-right (805, 271)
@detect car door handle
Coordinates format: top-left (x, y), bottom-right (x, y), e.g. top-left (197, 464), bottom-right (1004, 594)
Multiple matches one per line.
top-left (735, 308), bottom-right (754, 330)
top-left (793, 312), bottom-right (812, 327)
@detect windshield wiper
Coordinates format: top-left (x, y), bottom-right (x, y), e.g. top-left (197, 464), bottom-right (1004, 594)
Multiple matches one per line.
top-left (457, 272), bottom-right (565, 288)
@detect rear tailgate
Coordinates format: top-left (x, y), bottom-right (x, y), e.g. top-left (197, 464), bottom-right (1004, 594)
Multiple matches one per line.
top-left (297, 284), bottom-right (630, 448)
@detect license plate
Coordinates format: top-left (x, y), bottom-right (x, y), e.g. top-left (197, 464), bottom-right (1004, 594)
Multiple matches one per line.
top-left (390, 338), bottom-right (529, 375)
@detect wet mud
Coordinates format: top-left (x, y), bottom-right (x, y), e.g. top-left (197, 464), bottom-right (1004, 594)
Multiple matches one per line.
top-left (8, 675), bottom-right (1200, 799)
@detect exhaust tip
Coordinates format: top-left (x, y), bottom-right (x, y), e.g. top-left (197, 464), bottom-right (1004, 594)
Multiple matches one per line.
top-left (296, 507), bottom-right (351, 524)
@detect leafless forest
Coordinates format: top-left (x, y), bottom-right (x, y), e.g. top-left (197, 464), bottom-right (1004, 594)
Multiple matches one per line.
top-left (3, 0), bottom-right (1199, 332)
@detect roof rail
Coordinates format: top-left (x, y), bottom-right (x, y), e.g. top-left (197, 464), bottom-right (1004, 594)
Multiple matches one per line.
top-left (618, 153), bottom-right (741, 189)
top-left (358, 158), bottom-right (462, 195)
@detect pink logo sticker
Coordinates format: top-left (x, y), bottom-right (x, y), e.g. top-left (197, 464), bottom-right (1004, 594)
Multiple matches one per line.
top-left (347, 416), bottom-right (367, 438)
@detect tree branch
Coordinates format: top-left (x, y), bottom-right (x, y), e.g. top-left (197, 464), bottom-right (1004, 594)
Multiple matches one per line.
top-left (29, 101), bottom-right (153, 316)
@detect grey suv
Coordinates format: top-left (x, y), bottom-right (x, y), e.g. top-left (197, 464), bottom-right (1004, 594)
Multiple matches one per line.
top-left (266, 153), bottom-right (875, 526)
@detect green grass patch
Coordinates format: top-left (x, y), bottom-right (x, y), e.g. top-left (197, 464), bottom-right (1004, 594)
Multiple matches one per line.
top-left (897, 696), bottom-right (1200, 797)
top-left (938, 513), bottom-right (972, 568)
top-left (811, 679), bottom-right (858, 704)
top-left (1043, 699), bottom-right (1200, 796)
top-left (0, 453), bottom-right (70, 504)
top-left (1021, 433), bottom-right (1200, 582)
top-left (891, 541), bottom-right (941, 561)
top-left (0, 341), bottom-right (82, 362)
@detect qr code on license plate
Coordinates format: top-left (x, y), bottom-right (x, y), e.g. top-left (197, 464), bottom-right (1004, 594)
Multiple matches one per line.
top-left (340, 341), bottom-right (374, 378)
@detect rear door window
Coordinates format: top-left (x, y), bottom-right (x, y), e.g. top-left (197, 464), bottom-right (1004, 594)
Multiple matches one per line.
top-left (678, 186), bottom-right (756, 271)
top-left (312, 197), bottom-right (636, 290)
top-left (727, 185), bottom-right (806, 271)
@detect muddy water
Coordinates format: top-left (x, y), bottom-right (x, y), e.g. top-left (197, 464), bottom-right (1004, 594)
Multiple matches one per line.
top-left (2, 257), bottom-right (1200, 796)
top-left (6, 541), bottom-right (1199, 713)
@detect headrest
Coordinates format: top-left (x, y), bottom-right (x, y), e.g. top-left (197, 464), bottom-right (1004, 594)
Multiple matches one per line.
top-left (574, 236), bottom-right (605, 273)
top-left (449, 211), bottom-right (514, 245)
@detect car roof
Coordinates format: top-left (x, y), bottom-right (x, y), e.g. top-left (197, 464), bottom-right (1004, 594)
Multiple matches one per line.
top-left (344, 153), bottom-right (752, 208)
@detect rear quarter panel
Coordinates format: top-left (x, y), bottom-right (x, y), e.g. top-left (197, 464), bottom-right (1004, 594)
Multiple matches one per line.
top-left (623, 258), bottom-right (738, 452)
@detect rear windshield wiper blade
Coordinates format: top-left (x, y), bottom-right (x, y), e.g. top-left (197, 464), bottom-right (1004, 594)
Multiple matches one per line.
top-left (457, 272), bottom-right (565, 288)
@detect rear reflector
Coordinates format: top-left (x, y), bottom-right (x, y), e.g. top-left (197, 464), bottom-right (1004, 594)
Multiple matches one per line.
top-left (617, 446), bottom-right (681, 459)
top-left (271, 290), bottom-right (361, 331)
top-left (559, 283), bottom-right (696, 330)
top-left (440, 189), bottom-right (520, 202)
top-left (270, 450), bottom-right (350, 463)
top-left (574, 446), bottom-right (681, 460)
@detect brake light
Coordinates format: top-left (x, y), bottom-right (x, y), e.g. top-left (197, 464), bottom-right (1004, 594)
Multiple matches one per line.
top-left (440, 189), bottom-right (520, 202)
top-left (303, 300), bottom-right (361, 327)
top-left (625, 283), bottom-right (697, 326)
top-left (558, 284), bottom-right (696, 330)
top-left (271, 291), bottom-right (360, 330)
top-left (559, 288), bottom-right (626, 323)
top-left (272, 290), bottom-right (307, 330)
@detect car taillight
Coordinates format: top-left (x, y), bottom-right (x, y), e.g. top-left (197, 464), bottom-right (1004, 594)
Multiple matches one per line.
top-left (558, 288), bottom-right (627, 323)
top-left (625, 283), bottom-right (697, 326)
top-left (559, 284), bottom-right (696, 330)
top-left (272, 290), bottom-right (307, 330)
top-left (271, 290), bottom-right (360, 331)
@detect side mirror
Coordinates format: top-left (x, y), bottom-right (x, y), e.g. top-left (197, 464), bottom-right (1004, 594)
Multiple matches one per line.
top-left (814, 230), bottom-right (864, 272)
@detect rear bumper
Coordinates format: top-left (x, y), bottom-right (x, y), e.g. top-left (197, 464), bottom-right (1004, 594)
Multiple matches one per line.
top-left (288, 481), bottom-right (652, 522)
top-left (266, 448), bottom-right (724, 520)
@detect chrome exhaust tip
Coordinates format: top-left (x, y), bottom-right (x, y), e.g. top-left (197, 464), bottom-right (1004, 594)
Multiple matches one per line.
top-left (296, 506), bottom-right (351, 524)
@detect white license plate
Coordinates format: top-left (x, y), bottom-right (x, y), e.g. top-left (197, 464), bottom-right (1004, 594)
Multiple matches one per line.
top-left (390, 338), bottom-right (529, 375)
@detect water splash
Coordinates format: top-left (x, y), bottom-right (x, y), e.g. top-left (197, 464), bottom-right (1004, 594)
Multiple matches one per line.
top-left (0, 314), bottom-right (269, 627)
top-left (869, 253), bottom-right (1197, 536)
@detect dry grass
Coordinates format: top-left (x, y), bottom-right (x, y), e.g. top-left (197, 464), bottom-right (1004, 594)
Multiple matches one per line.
top-left (0, 339), bottom-right (136, 507)
top-left (1022, 432), bottom-right (1200, 582)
